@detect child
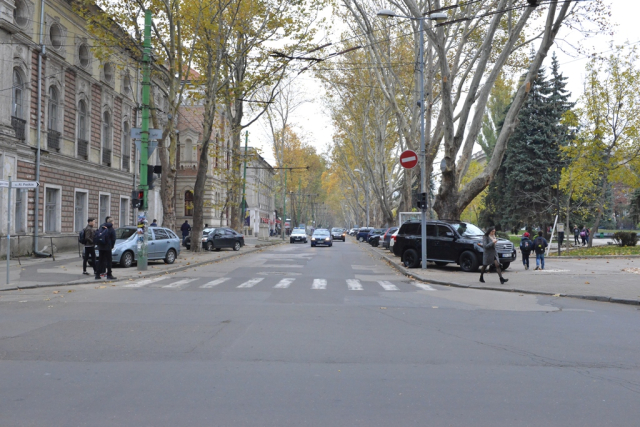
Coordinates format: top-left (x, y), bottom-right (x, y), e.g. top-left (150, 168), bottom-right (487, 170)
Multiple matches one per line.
top-left (519, 232), bottom-right (534, 270)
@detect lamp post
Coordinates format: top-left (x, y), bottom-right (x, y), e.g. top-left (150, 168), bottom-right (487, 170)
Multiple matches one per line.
top-left (354, 168), bottom-right (369, 227)
top-left (377, 9), bottom-right (447, 270)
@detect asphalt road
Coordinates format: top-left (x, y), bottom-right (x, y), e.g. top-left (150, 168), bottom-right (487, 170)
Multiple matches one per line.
top-left (1, 239), bottom-right (639, 427)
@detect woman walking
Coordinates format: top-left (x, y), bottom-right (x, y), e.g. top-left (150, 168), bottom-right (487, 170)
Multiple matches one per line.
top-left (479, 227), bottom-right (509, 284)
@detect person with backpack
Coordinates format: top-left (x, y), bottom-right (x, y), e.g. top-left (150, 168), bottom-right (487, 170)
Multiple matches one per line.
top-left (580, 227), bottom-right (587, 246)
top-left (519, 232), bottom-right (534, 270)
top-left (95, 216), bottom-right (117, 280)
top-left (181, 220), bottom-right (191, 245)
top-left (81, 218), bottom-right (96, 276)
top-left (534, 230), bottom-right (548, 271)
top-left (479, 227), bottom-right (509, 285)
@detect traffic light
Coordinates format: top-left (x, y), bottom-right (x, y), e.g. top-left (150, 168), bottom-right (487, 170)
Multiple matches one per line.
top-left (131, 190), bottom-right (144, 209)
top-left (147, 165), bottom-right (162, 190)
top-left (415, 192), bottom-right (428, 210)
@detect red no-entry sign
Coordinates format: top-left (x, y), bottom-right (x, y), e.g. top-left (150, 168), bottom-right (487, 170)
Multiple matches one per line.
top-left (399, 150), bottom-right (418, 169)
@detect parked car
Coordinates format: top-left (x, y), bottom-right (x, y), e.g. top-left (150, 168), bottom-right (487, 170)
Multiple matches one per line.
top-left (331, 227), bottom-right (346, 241)
top-left (290, 228), bottom-right (308, 244)
top-left (99, 226), bottom-right (181, 268)
top-left (311, 229), bottom-right (333, 247)
top-left (389, 228), bottom-right (399, 252)
top-left (382, 227), bottom-right (399, 249)
top-left (392, 220), bottom-right (517, 271)
top-left (356, 227), bottom-right (374, 242)
top-left (349, 228), bottom-right (357, 236)
top-left (185, 227), bottom-right (245, 251)
top-left (367, 229), bottom-right (386, 246)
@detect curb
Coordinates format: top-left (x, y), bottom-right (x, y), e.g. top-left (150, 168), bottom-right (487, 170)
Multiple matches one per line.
top-left (357, 240), bottom-right (640, 306)
top-left (0, 241), bottom-right (284, 292)
top-left (547, 255), bottom-right (640, 259)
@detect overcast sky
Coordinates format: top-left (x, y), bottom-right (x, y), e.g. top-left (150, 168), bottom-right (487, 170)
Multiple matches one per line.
top-left (248, 1), bottom-right (639, 167)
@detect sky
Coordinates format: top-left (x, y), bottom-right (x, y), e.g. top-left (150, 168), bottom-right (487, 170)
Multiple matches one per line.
top-left (248, 1), bottom-right (640, 167)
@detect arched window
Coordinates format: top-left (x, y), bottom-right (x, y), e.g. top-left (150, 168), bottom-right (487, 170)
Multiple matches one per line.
top-left (184, 191), bottom-right (194, 216)
top-left (48, 86), bottom-right (59, 131)
top-left (184, 139), bottom-right (193, 163)
top-left (102, 111), bottom-right (112, 166)
top-left (12, 69), bottom-right (23, 118)
top-left (122, 121), bottom-right (131, 171)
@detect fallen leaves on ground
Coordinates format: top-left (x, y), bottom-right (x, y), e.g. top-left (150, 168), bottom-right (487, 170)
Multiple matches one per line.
top-left (52, 291), bottom-right (59, 294)
top-left (622, 267), bottom-right (640, 275)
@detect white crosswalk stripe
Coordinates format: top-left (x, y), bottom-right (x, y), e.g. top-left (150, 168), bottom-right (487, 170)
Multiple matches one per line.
top-left (346, 279), bottom-right (363, 291)
top-left (237, 278), bottom-right (264, 288)
top-left (312, 279), bottom-right (327, 290)
top-left (412, 282), bottom-right (436, 291)
top-left (123, 276), bottom-right (168, 288)
top-left (162, 278), bottom-right (198, 288)
top-left (274, 278), bottom-right (295, 289)
top-left (199, 278), bottom-right (231, 288)
top-left (377, 280), bottom-right (399, 291)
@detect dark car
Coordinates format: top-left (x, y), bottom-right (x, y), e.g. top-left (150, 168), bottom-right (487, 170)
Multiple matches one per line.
top-left (381, 226), bottom-right (399, 249)
top-left (185, 227), bottom-right (244, 251)
top-left (392, 220), bottom-right (517, 271)
top-left (311, 229), bottom-right (333, 247)
top-left (367, 229), bottom-right (386, 247)
top-left (331, 228), bottom-right (346, 241)
top-left (356, 227), bottom-right (374, 242)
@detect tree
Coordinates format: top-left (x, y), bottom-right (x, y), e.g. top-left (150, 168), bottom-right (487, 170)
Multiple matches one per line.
top-left (477, 73), bottom-right (514, 160)
top-left (563, 45), bottom-right (640, 246)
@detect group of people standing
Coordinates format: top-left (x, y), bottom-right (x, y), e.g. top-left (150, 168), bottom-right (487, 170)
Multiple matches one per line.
top-left (519, 231), bottom-right (548, 271)
top-left (81, 216), bottom-right (117, 280)
top-left (574, 225), bottom-right (590, 246)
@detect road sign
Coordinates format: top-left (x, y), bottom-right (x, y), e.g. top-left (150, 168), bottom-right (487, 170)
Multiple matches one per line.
top-left (11, 181), bottom-right (39, 189)
top-left (131, 127), bottom-right (163, 140)
top-left (134, 140), bottom-right (158, 157)
top-left (400, 150), bottom-right (418, 169)
top-left (0, 181), bottom-right (8, 188)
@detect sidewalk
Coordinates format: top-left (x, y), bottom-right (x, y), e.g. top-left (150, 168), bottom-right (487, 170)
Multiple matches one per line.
top-left (0, 236), bottom-right (283, 291)
top-left (361, 240), bottom-right (640, 305)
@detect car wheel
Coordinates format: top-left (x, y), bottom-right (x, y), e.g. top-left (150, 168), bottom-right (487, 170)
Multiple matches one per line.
top-left (459, 251), bottom-right (479, 272)
top-left (311, 243), bottom-right (316, 247)
top-left (329, 243), bottom-right (332, 247)
top-left (233, 241), bottom-right (241, 251)
top-left (434, 261), bottom-right (448, 267)
top-left (215, 248), bottom-right (221, 252)
top-left (185, 245), bottom-right (190, 251)
top-left (121, 251), bottom-right (134, 268)
top-left (290, 239), bottom-right (294, 244)
top-left (372, 241), bottom-right (379, 247)
top-left (402, 249), bottom-right (420, 268)
top-left (358, 237), bottom-right (364, 242)
top-left (501, 262), bottom-right (511, 270)
top-left (206, 241), bottom-right (213, 251)
top-left (164, 249), bottom-right (177, 264)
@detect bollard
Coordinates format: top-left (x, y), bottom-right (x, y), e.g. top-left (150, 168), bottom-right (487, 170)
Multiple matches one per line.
top-left (50, 237), bottom-right (56, 261)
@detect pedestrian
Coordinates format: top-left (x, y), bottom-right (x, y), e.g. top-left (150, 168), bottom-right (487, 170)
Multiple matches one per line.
top-left (557, 223), bottom-right (564, 248)
top-left (585, 228), bottom-right (590, 245)
top-left (573, 225), bottom-right (580, 245)
top-left (150, 219), bottom-right (157, 227)
top-left (82, 218), bottom-right (96, 276)
top-left (580, 227), bottom-right (587, 246)
top-left (519, 232), bottom-right (534, 270)
top-left (181, 220), bottom-right (191, 245)
top-left (95, 216), bottom-right (117, 280)
top-left (479, 227), bottom-right (509, 284)
top-left (533, 230), bottom-right (548, 271)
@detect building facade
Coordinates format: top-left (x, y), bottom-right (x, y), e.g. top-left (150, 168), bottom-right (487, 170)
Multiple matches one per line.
top-left (1, 0), bottom-right (140, 255)
top-left (243, 150), bottom-right (275, 238)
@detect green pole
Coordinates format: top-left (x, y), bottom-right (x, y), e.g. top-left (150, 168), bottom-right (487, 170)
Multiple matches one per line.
top-left (241, 131), bottom-right (248, 234)
top-left (282, 166), bottom-right (286, 241)
top-left (137, 9), bottom-right (151, 271)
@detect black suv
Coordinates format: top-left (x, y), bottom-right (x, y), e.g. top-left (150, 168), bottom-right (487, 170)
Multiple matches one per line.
top-left (392, 220), bottom-right (516, 271)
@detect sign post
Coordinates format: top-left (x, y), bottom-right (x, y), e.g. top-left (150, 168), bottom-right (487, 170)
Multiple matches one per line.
top-left (400, 150), bottom-right (418, 169)
top-left (6, 176), bottom-right (11, 286)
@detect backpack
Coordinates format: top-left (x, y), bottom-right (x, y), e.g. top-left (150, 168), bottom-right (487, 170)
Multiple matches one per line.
top-left (580, 231), bottom-right (586, 237)
top-left (78, 229), bottom-right (86, 245)
top-left (520, 239), bottom-right (532, 253)
top-left (534, 237), bottom-right (546, 254)
top-left (94, 227), bottom-right (109, 246)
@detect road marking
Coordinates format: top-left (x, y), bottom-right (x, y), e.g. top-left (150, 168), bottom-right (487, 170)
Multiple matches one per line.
top-left (200, 278), bottom-right (231, 288)
top-left (274, 278), bottom-right (295, 289)
top-left (123, 276), bottom-right (168, 288)
top-left (412, 282), bottom-right (436, 291)
top-left (377, 281), bottom-right (399, 291)
top-left (347, 279), bottom-right (363, 291)
top-left (162, 278), bottom-right (198, 288)
top-left (237, 278), bottom-right (264, 288)
top-left (312, 279), bottom-right (327, 290)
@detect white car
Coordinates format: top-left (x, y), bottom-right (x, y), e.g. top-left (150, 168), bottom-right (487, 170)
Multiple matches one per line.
top-left (389, 229), bottom-right (399, 253)
top-left (290, 228), bottom-right (307, 244)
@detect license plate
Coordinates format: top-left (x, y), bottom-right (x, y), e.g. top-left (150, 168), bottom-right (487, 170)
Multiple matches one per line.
top-left (501, 253), bottom-right (509, 257)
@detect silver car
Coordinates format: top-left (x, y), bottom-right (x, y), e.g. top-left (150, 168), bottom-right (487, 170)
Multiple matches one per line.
top-left (97, 226), bottom-right (182, 268)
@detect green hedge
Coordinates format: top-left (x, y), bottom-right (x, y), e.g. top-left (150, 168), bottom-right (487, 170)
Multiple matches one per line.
top-left (612, 232), bottom-right (638, 247)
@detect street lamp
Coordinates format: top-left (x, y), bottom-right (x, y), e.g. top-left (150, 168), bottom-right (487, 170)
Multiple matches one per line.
top-left (377, 9), bottom-right (447, 270)
top-left (353, 168), bottom-right (369, 228)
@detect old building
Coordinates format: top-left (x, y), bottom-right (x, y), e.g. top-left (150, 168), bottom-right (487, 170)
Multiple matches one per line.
top-left (1, 0), bottom-right (141, 255)
top-left (243, 149), bottom-right (275, 238)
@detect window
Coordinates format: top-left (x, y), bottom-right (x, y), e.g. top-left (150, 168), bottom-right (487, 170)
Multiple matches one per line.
top-left (12, 69), bottom-right (23, 118)
top-left (49, 24), bottom-right (62, 49)
top-left (122, 121), bottom-right (131, 171)
top-left (45, 188), bottom-right (60, 233)
top-left (48, 86), bottom-right (59, 131)
top-left (120, 198), bottom-right (129, 227)
top-left (184, 191), bottom-right (194, 216)
top-left (99, 194), bottom-right (110, 224)
top-left (153, 228), bottom-right (169, 240)
top-left (79, 44), bottom-right (90, 68)
top-left (13, 0), bottom-right (28, 27)
top-left (104, 63), bottom-right (113, 82)
top-left (184, 139), bottom-right (193, 163)
top-left (75, 191), bottom-right (87, 232)
top-left (102, 111), bottom-right (112, 166)
top-left (77, 100), bottom-right (88, 159)
top-left (15, 189), bottom-right (25, 233)
top-left (123, 73), bottom-right (131, 95)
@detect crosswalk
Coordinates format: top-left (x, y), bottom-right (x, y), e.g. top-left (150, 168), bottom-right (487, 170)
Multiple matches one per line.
top-left (117, 276), bottom-right (438, 292)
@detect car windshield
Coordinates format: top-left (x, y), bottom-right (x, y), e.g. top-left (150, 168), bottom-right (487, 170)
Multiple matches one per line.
top-left (203, 228), bottom-right (215, 235)
top-left (115, 228), bottom-right (136, 240)
top-left (451, 222), bottom-right (485, 237)
top-left (293, 229), bottom-right (305, 234)
top-left (313, 231), bottom-right (329, 236)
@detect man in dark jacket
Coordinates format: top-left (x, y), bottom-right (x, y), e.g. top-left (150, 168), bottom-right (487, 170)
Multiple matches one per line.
top-left (82, 218), bottom-right (96, 275)
top-left (96, 216), bottom-right (117, 280)
top-left (533, 230), bottom-right (548, 271)
top-left (519, 232), bottom-right (534, 270)
top-left (180, 220), bottom-right (191, 244)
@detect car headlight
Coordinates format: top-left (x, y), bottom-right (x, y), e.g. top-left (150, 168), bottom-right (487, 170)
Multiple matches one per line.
top-left (201, 238), bottom-right (208, 242)
top-left (325, 237), bottom-right (330, 241)
top-left (311, 237), bottom-right (316, 240)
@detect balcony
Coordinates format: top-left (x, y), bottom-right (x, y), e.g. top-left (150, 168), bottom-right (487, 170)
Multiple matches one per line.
top-left (47, 130), bottom-right (61, 152)
top-left (78, 139), bottom-right (89, 160)
top-left (122, 155), bottom-right (130, 171)
top-left (102, 148), bottom-right (112, 167)
top-left (11, 116), bottom-right (26, 141)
